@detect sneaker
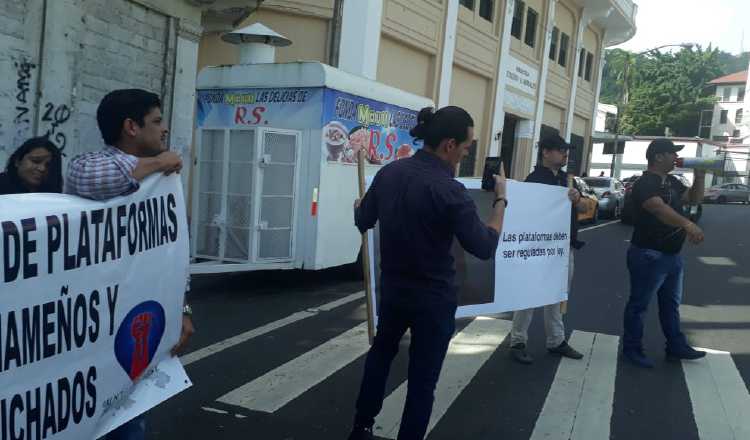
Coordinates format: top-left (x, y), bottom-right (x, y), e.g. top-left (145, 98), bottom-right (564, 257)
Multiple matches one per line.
top-left (347, 426), bottom-right (374, 440)
top-left (510, 343), bottom-right (534, 364)
top-left (548, 341), bottom-right (584, 359)
top-left (666, 346), bottom-right (706, 362)
top-left (623, 349), bottom-right (655, 368)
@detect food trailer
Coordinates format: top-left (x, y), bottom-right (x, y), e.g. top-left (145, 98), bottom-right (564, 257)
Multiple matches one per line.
top-left (191, 29), bottom-right (432, 274)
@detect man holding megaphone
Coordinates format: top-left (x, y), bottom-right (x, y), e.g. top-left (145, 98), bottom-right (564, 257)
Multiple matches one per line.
top-left (622, 138), bottom-right (706, 368)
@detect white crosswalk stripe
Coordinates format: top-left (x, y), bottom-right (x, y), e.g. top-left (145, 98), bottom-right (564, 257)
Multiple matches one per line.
top-left (217, 322), bottom-right (370, 413)
top-left (374, 317), bottom-right (512, 439)
top-left (181, 291), bottom-right (365, 366)
top-left (530, 331), bottom-right (619, 440)
top-left (683, 347), bottom-right (750, 440)
top-left (206, 315), bottom-right (748, 440)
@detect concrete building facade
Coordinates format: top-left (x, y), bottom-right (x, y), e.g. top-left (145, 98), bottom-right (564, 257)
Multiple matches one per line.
top-left (707, 69), bottom-right (749, 144)
top-left (196, 0), bottom-right (637, 180)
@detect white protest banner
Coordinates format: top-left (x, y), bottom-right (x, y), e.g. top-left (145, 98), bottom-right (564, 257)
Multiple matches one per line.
top-left (366, 177), bottom-right (570, 322)
top-left (467, 179), bottom-right (570, 315)
top-left (0, 174), bottom-right (191, 440)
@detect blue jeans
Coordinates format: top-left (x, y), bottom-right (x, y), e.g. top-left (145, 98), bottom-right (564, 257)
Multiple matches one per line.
top-left (103, 415), bottom-right (146, 440)
top-left (623, 245), bottom-right (689, 352)
top-left (353, 298), bottom-right (456, 440)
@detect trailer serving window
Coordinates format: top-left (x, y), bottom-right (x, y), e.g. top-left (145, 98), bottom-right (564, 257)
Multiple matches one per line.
top-left (192, 127), bottom-right (301, 265)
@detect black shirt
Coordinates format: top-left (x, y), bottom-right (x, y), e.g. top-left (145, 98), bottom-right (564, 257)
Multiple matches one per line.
top-left (0, 172), bottom-right (27, 195)
top-left (525, 166), bottom-right (584, 249)
top-left (631, 172), bottom-right (687, 254)
top-left (355, 149), bottom-right (499, 304)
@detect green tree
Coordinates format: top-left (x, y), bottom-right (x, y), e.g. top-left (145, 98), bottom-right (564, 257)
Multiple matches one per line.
top-left (600, 46), bottom-right (728, 137)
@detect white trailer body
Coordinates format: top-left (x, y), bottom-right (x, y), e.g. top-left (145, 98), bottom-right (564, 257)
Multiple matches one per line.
top-left (191, 62), bottom-right (432, 274)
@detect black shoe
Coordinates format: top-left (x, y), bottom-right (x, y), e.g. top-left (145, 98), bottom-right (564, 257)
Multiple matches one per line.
top-left (548, 341), bottom-right (584, 359)
top-left (347, 425), bottom-right (374, 440)
top-left (623, 349), bottom-right (655, 368)
top-left (666, 346), bottom-right (706, 362)
top-left (510, 343), bottom-right (534, 364)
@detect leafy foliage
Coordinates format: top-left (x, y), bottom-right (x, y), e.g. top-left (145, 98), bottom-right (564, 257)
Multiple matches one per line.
top-left (600, 47), bottom-right (748, 137)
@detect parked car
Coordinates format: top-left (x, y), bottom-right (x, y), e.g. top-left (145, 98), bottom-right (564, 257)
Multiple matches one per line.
top-left (574, 177), bottom-right (599, 224)
top-left (704, 183), bottom-right (750, 204)
top-left (584, 177), bottom-right (626, 218)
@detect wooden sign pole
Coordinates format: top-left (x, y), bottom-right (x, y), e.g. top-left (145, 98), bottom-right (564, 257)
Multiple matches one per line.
top-left (561, 175), bottom-right (574, 315)
top-left (357, 149), bottom-right (376, 345)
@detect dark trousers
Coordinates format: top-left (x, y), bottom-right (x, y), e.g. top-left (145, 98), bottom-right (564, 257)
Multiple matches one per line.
top-left (623, 245), bottom-right (688, 352)
top-left (353, 299), bottom-right (456, 440)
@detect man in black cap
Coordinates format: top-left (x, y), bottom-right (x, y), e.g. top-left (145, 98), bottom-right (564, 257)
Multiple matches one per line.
top-left (622, 138), bottom-right (706, 368)
top-left (509, 134), bottom-right (585, 364)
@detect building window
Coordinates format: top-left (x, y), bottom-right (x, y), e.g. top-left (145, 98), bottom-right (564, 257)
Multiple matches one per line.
top-left (459, 141), bottom-right (478, 177)
top-left (578, 48), bottom-right (585, 78)
top-left (558, 33), bottom-right (570, 67)
top-left (733, 129), bottom-right (741, 138)
top-left (549, 27), bottom-right (559, 60)
top-left (720, 110), bottom-right (728, 124)
top-left (479, 0), bottom-right (494, 21)
top-left (723, 87), bottom-right (731, 101)
top-left (460, 0), bottom-right (475, 9)
top-left (511, 0), bottom-right (525, 39)
top-left (739, 88), bottom-right (746, 102)
top-left (736, 109), bottom-right (744, 124)
top-left (585, 52), bottom-right (593, 81)
top-left (524, 7), bottom-right (538, 48)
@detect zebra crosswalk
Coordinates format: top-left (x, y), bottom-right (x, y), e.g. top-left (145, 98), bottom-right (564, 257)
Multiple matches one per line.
top-left (182, 306), bottom-right (750, 440)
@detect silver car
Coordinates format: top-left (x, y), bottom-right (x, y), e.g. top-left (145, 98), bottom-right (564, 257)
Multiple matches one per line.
top-left (704, 183), bottom-right (750, 204)
top-left (583, 177), bottom-right (626, 218)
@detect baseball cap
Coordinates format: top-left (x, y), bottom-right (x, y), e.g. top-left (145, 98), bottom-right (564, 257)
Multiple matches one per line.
top-left (646, 138), bottom-right (683, 160)
top-left (539, 134), bottom-right (571, 151)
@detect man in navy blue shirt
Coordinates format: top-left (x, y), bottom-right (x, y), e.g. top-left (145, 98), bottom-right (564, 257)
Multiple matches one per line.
top-left (347, 106), bottom-right (507, 440)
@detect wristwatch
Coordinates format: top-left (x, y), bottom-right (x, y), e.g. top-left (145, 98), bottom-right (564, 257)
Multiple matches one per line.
top-left (493, 197), bottom-right (508, 208)
top-left (182, 304), bottom-right (193, 316)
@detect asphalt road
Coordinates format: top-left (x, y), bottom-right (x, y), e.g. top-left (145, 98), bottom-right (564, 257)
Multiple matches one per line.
top-left (147, 204), bottom-right (750, 440)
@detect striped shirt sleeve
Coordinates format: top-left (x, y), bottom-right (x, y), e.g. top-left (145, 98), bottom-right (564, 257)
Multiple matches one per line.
top-left (65, 148), bottom-right (140, 200)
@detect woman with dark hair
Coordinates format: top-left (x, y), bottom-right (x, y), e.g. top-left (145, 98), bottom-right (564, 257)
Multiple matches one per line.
top-left (348, 106), bottom-right (507, 440)
top-left (0, 136), bottom-right (63, 194)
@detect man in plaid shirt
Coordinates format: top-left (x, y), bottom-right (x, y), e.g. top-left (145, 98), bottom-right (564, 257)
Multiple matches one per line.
top-left (66, 89), bottom-right (194, 440)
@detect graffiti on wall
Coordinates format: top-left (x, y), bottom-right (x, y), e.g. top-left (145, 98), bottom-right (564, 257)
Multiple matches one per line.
top-left (41, 102), bottom-right (71, 152)
top-left (13, 57), bottom-right (37, 148)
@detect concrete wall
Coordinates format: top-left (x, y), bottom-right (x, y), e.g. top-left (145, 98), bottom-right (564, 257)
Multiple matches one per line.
top-left (0, 0), bottom-right (201, 192)
top-left (377, 36), bottom-right (436, 98)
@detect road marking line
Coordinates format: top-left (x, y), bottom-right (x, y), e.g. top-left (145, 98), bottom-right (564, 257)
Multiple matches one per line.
top-left (580, 220), bottom-right (621, 232)
top-left (683, 347), bottom-right (750, 440)
top-left (217, 322), bottom-right (370, 413)
top-left (530, 331), bottom-right (619, 440)
top-left (201, 407), bottom-right (228, 415)
top-left (697, 256), bottom-right (737, 267)
top-left (374, 317), bottom-right (511, 439)
top-left (569, 333), bottom-right (619, 440)
top-left (180, 291), bottom-right (364, 366)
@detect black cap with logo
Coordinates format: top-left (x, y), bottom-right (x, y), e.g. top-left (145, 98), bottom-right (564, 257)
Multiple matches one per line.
top-left (646, 138), bottom-right (683, 160)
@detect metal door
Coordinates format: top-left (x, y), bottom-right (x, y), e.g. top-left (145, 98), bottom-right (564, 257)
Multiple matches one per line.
top-left (193, 128), bottom-right (256, 262)
top-left (253, 129), bottom-right (300, 262)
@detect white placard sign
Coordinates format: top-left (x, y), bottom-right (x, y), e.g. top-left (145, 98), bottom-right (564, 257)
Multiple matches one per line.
top-left (0, 175), bottom-right (192, 439)
top-left (366, 176), bottom-right (571, 322)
